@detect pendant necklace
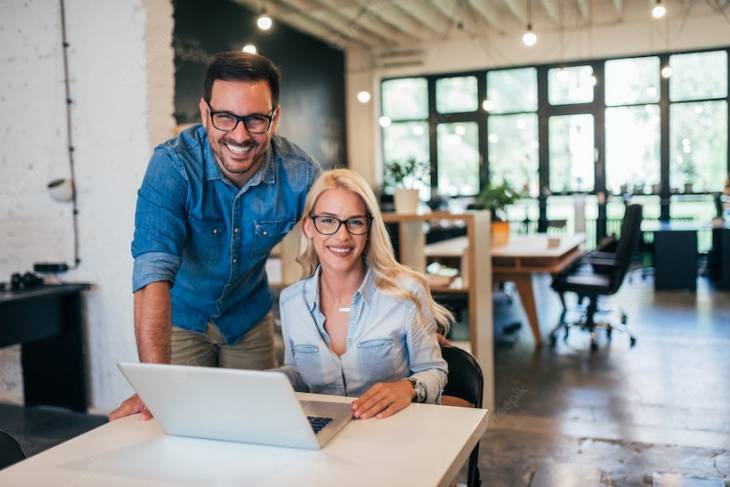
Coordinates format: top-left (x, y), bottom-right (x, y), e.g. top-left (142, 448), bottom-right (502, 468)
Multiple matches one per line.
top-left (321, 276), bottom-right (351, 313)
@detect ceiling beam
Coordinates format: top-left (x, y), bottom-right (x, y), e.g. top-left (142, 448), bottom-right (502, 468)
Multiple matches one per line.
top-left (264, 0), bottom-right (384, 48)
top-left (317, 0), bottom-right (419, 45)
top-left (396, 0), bottom-right (453, 34)
top-left (576, 0), bottom-right (588, 20)
top-left (502, 0), bottom-right (526, 24)
top-left (465, 0), bottom-right (500, 27)
top-left (389, 1), bottom-right (444, 35)
top-left (352, 1), bottom-right (435, 41)
top-left (277, 0), bottom-right (392, 46)
top-left (540, 0), bottom-right (560, 24)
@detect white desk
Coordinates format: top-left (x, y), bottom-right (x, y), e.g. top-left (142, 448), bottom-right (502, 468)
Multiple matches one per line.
top-left (0, 393), bottom-right (488, 487)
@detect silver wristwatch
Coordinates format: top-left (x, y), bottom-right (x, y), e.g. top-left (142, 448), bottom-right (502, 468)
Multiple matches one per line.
top-left (405, 377), bottom-right (427, 403)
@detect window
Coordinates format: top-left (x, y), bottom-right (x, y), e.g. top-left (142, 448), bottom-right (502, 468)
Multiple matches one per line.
top-left (548, 65), bottom-right (594, 105)
top-left (488, 114), bottom-right (539, 197)
top-left (606, 105), bottom-right (660, 194)
top-left (436, 76), bottom-right (478, 113)
top-left (669, 51), bottom-right (727, 102)
top-left (487, 68), bottom-right (539, 197)
top-left (379, 48), bottom-right (729, 241)
top-left (486, 68), bottom-right (537, 113)
top-left (605, 57), bottom-right (660, 106)
top-left (381, 78), bottom-right (428, 119)
top-left (381, 78), bottom-right (430, 196)
top-left (549, 114), bottom-right (595, 192)
top-left (670, 101), bottom-right (728, 192)
top-left (436, 122), bottom-right (480, 196)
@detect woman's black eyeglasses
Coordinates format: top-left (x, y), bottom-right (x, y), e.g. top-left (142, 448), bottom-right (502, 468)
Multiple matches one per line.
top-left (310, 214), bottom-right (371, 235)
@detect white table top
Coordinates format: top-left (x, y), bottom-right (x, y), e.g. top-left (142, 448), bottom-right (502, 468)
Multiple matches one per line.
top-left (0, 393), bottom-right (488, 487)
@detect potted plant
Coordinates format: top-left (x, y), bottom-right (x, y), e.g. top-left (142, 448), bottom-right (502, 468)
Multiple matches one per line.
top-left (477, 182), bottom-right (520, 246)
top-left (384, 158), bottom-right (428, 214)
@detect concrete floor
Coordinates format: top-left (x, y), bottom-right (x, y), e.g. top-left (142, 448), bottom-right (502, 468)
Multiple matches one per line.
top-left (1, 272), bottom-right (728, 486)
top-left (481, 273), bottom-right (730, 486)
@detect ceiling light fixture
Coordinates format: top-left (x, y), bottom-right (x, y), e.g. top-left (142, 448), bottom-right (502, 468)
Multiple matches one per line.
top-left (378, 116), bottom-right (392, 128)
top-left (242, 44), bottom-right (257, 54)
top-left (661, 65), bottom-right (673, 78)
top-left (257, 11), bottom-right (273, 30)
top-left (651, 0), bottom-right (666, 19)
top-left (357, 91), bottom-right (371, 103)
top-left (522, 0), bottom-right (537, 47)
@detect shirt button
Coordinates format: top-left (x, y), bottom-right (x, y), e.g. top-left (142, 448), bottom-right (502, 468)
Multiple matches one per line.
top-left (212, 229), bottom-right (218, 235)
top-left (233, 258), bottom-right (238, 264)
top-left (262, 230), bottom-right (268, 236)
top-left (234, 227), bottom-right (239, 233)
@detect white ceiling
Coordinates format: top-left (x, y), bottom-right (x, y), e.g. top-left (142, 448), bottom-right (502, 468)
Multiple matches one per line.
top-left (235, 0), bottom-right (729, 51)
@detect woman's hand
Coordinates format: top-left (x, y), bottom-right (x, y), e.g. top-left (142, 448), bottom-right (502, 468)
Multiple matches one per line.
top-left (352, 380), bottom-right (414, 419)
top-left (108, 393), bottom-right (153, 421)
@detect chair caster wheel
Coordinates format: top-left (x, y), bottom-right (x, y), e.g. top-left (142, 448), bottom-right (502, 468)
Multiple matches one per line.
top-left (549, 335), bottom-right (557, 348)
top-left (590, 340), bottom-right (599, 352)
top-left (621, 314), bottom-right (628, 325)
top-left (606, 328), bottom-right (613, 341)
top-left (630, 337), bottom-right (637, 347)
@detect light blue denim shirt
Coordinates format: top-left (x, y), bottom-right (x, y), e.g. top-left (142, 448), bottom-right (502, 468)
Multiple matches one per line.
top-left (131, 124), bottom-right (320, 344)
top-left (276, 267), bottom-right (448, 403)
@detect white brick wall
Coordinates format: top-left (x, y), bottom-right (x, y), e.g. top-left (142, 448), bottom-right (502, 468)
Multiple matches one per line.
top-left (0, 0), bottom-right (175, 412)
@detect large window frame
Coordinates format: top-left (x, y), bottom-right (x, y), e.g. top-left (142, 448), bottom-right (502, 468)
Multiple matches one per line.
top-left (380, 47), bottom-right (730, 242)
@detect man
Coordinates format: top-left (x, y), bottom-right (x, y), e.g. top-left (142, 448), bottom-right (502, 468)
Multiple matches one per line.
top-left (109, 52), bottom-right (321, 420)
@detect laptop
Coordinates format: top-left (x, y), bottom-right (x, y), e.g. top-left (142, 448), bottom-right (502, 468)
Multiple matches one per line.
top-left (118, 362), bottom-right (353, 450)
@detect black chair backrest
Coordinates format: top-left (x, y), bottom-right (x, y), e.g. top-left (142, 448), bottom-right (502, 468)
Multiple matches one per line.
top-left (610, 203), bottom-right (643, 291)
top-left (441, 346), bottom-right (484, 409)
top-left (0, 430), bottom-right (25, 470)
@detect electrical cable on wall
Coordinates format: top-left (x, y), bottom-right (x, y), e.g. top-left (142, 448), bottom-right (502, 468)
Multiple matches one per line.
top-left (48, 0), bottom-right (81, 271)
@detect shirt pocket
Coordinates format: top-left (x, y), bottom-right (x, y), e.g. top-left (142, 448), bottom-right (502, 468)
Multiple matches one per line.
top-left (250, 219), bottom-right (297, 257)
top-left (291, 343), bottom-right (328, 387)
top-left (356, 337), bottom-right (398, 382)
top-left (187, 217), bottom-right (225, 265)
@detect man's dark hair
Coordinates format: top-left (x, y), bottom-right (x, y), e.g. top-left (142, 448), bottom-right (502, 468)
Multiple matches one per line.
top-left (203, 51), bottom-right (281, 108)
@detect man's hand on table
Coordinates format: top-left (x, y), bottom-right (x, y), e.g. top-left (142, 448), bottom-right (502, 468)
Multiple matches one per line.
top-left (108, 393), bottom-right (153, 421)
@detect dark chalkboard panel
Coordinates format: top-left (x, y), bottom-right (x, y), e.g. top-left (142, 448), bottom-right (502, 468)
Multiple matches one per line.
top-left (173, 0), bottom-right (346, 169)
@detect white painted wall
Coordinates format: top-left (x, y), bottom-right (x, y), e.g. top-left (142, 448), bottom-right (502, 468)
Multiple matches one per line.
top-left (346, 12), bottom-right (730, 187)
top-left (0, 0), bottom-right (175, 412)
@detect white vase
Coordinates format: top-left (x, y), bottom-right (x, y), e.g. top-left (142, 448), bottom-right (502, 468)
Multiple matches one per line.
top-left (394, 188), bottom-right (420, 214)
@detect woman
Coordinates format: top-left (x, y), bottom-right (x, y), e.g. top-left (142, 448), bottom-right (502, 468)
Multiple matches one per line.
top-left (277, 169), bottom-right (452, 420)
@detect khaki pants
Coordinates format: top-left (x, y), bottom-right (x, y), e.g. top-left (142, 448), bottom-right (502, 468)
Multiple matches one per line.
top-left (171, 313), bottom-right (276, 370)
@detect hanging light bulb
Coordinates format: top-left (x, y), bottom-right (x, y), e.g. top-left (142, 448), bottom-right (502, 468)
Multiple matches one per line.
top-left (242, 44), bottom-right (257, 54)
top-left (356, 91), bottom-right (371, 103)
top-left (522, 0), bottom-right (537, 47)
top-left (651, 0), bottom-right (666, 19)
top-left (522, 24), bottom-right (537, 47)
top-left (661, 65), bottom-right (673, 78)
top-left (257, 12), bottom-right (273, 30)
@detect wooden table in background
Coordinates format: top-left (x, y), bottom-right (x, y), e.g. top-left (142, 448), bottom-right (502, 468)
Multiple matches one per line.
top-left (426, 234), bottom-right (586, 347)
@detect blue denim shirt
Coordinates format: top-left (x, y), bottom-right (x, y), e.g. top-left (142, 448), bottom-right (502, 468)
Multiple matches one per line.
top-left (276, 267), bottom-right (448, 403)
top-left (132, 124), bottom-right (320, 344)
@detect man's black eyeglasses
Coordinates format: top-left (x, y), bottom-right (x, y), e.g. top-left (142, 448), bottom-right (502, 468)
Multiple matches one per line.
top-left (205, 100), bottom-right (275, 134)
top-left (310, 214), bottom-right (372, 236)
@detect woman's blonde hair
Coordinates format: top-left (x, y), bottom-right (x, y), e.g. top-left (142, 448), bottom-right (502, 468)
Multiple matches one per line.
top-left (297, 168), bottom-right (453, 332)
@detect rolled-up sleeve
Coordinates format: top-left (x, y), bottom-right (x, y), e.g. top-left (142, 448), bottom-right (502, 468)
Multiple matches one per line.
top-left (131, 148), bottom-right (189, 293)
top-left (406, 291), bottom-right (448, 404)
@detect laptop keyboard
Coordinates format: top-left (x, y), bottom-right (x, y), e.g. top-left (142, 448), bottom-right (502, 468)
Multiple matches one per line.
top-left (307, 416), bottom-right (333, 434)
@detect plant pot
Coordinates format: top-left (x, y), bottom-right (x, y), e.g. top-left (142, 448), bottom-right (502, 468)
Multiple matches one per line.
top-left (394, 188), bottom-right (420, 214)
top-left (491, 221), bottom-right (510, 246)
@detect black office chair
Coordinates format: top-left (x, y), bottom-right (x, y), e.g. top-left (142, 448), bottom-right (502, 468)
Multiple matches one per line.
top-left (549, 204), bottom-right (643, 351)
top-left (441, 345), bottom-right (483, 487)
top-left (0, 430), bottom-right (26, 470)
